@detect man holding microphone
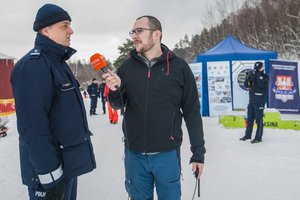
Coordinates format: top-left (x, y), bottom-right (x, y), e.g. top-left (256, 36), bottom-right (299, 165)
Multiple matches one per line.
top-left (102, 15), bottom-right (205, 200)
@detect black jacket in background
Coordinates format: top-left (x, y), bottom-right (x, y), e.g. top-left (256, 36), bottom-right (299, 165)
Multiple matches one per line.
top-left (87, 82), bottom-right (99, 98)
top-left (244, 70), bottom-right (269, 104)
top-left (109, 44), bottom-right (205, 163)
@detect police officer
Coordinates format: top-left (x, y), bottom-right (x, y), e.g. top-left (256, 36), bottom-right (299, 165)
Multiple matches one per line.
top-left (11, 4), bottom-right (96, 199)
top-left (240, 62), bottom-right (269, 143)
top-left (87, 78), bottom-right (99, 115)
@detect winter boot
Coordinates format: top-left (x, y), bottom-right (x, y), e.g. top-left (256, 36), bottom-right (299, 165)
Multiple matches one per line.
top-left (239, 136), bottom-right (251, 141)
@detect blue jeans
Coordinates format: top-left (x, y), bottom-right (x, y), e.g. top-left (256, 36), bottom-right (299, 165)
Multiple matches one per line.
top-left (28, 178), bottom-right (77, 200)
top-left (124, 149), bottom-right (181, 200)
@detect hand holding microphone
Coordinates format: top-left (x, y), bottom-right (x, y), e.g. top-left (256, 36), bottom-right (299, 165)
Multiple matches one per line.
top-left (90, 53), bottom-right (121, 91)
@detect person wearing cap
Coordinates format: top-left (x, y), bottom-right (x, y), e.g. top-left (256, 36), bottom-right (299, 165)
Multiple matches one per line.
top-left (240, 61), bottom-right (269, 143)
top-left (11, 4), bottom-right (96, 200)
top-left (87, 78), bottom-right (99, 115)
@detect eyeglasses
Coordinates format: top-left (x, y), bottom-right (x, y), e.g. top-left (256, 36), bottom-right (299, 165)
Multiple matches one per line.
top-left (129, 27), bottom-right (157, 36)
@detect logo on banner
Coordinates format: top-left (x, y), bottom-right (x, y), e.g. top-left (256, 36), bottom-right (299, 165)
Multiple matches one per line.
top-left (273, 75), bottom-right (297, 102)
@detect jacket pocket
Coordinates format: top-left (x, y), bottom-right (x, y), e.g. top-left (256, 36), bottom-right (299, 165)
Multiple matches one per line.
top-left (59, 137), bottom-right (89, 149)
top-left (169, 111), bottom-right (182, 142)
top-left (169, 112), bottom-right (175, 140)
top-left (57, 80), bottom-right (75, 91)
top-left (54, 80), bottom-right (77, 110)
top-left (59, 139), bottom-right (94, 178)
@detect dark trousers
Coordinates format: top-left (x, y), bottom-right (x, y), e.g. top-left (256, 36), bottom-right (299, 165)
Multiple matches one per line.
top-left (90, 97), bottom-right (98, 114)
top-left (245, 103), bottom-right (264, 140)
top-left (101, 98), bottom-right (106, 113)
top-left (28, 178), bottom-right (77, 200)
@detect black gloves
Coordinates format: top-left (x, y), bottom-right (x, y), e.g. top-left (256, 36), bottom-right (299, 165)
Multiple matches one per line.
top-left (45, 180), bottom-right (65, 200)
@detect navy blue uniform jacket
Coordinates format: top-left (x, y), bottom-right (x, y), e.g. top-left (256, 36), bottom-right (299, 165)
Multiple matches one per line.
top-left (87, 82), bottom-right (99, 98)
top-left (11, 34), bottom-right (96, 189)
top-left (244, 71), bottom-right (269, 104)
top-left (109, 45), bottom-right (206, 163)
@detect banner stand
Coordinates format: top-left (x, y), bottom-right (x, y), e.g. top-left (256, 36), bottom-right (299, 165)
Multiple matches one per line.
top-left (219, 109), bottom-right (300, 130)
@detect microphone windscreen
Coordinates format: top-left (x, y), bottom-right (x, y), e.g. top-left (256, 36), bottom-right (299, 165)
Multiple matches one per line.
top-left (90, 53), bottom-right (107, 71)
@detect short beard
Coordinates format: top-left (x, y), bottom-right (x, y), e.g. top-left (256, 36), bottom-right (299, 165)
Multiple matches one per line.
top-left (136, 37), bottom-right (155, 54)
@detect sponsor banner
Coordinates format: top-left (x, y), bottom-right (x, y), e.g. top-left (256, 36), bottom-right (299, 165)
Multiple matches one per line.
top-left (219, 111), bottom-right (300, 130)
top-left (207, 61), bottom-right (232, 116)
top-left (269, 60), bottom-right (300, 114)
top-left (0, 99), bottom-right (15, 117)
top-left (189, 63), bottom-right (202, 112)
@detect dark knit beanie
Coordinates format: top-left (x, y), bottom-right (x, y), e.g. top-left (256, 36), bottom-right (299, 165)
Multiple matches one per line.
top-left (33, 4), bottom-right (71, 32)
top-left (254, 62), bottom-right (263, 71)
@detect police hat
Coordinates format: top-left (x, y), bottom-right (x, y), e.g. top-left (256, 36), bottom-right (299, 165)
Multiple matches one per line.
top-left (254, 62), bottom-right (263, 71)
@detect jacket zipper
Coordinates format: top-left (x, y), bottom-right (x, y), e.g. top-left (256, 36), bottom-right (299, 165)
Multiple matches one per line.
top-left (143, 62), bottom-right (151, 153)
top-left (62, 65), bottom-right (90, 133)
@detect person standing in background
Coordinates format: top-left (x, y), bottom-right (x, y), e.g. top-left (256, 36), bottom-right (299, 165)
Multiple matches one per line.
top-left (240, 61), bottom-right (269, 143)
top-left (11, 4), bottom-right (96, 200)
top-left (98, 79), bottom-right (106, 114)
top-left (103, 84), bottom-right (118, 124)
top-left (103, 15), bottom-right (205, 200)
top-left (83, 90), bottom-right (87, 98)
top-left (87, 78), bottom-right (99, 116)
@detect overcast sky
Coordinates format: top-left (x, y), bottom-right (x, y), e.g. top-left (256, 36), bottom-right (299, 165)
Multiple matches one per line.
top-left (0, 0), bottom-right (245, 62)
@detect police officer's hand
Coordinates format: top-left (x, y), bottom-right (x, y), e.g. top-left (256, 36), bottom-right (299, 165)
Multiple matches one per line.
top-left (102, 69), bottom-right (121, 91)
top-left (45, 180), bottom-right (65, 200)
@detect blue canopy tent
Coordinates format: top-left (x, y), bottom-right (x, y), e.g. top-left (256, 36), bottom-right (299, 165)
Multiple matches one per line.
top-left (196, 35), bottom-right (277, 116)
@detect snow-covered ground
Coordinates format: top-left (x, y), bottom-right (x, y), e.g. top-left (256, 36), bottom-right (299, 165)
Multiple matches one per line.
top-left (1, 98), bottom-right (300, 200)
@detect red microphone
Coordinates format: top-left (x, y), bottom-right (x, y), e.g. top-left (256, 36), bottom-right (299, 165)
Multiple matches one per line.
top-left (90, 53), bottom-right (107, 73)
top-left (90, 53), bottom-right (119, 90)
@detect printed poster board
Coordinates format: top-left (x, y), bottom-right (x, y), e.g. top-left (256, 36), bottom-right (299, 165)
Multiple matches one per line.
top-left (207, 61), bottom-right (232, 116)
top-left (189, 63), bottom-right (203, 113)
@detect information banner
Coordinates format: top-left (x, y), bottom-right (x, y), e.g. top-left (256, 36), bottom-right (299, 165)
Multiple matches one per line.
top-left (269, 60), bottom-right (300, 114)
top-left (189, 63), bottom-right (203, 113)
top-left (207, 61), bottom-right (232, 116)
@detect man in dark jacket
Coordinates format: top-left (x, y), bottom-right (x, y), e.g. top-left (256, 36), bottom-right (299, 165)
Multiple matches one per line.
top-left (103, 15), bottom-right (205, 200)
top-left (11, 4), bottom-right (96, 200)
top-left (240, 61), bottom-right (269, 143)
top-left (87, 78), bottom-right (99, 115)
